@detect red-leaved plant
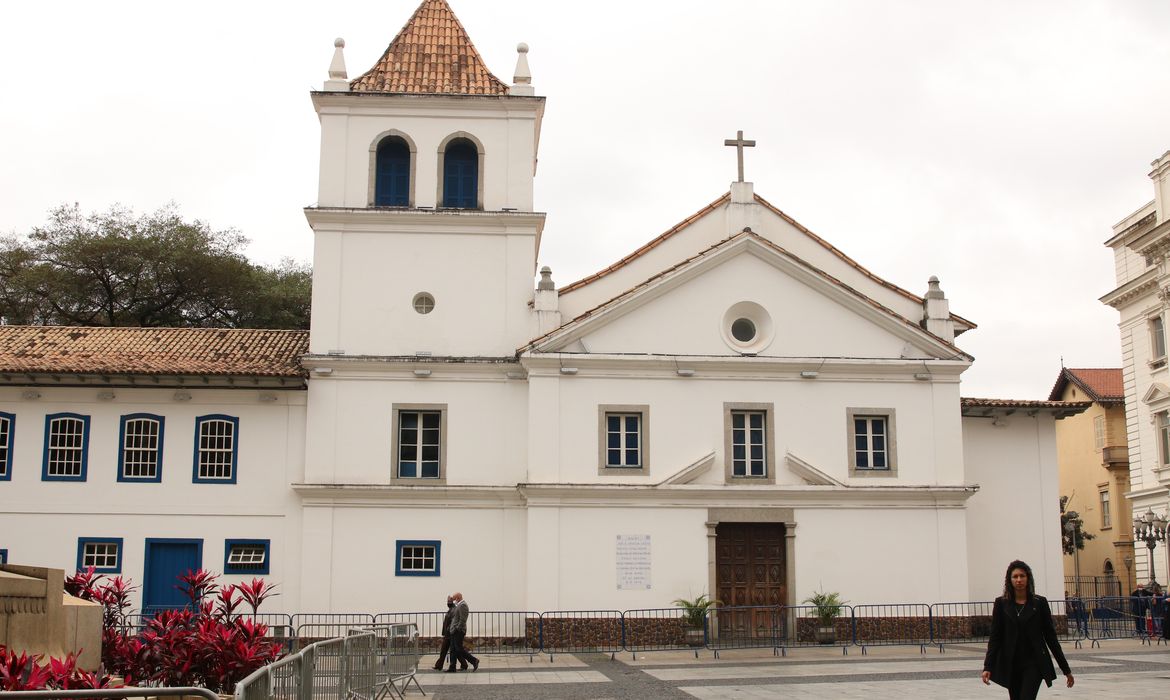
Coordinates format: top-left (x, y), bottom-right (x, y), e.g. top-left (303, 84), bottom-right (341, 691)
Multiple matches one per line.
top-left (0, 645), bottom-right (116, 691)
top-left (59, 567), bottom-right (283, 692)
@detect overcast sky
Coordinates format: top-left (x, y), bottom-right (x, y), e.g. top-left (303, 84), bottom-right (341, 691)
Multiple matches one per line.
top-left (2, 0), bottom-right (1168, 399)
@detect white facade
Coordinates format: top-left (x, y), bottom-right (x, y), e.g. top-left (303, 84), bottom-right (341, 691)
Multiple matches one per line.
top-left (1101, 149), bottom-right (1170, 588)
top-left (0, 0), bottom-right (1080, 615)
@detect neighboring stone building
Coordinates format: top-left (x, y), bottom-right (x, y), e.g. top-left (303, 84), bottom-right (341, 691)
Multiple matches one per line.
top-left (1101, 149), bottom-right (1170, 589)
top-left (0, 0), bottom-right (1087, 615)
top-left (1047, 368), bottom-right (1134, 596)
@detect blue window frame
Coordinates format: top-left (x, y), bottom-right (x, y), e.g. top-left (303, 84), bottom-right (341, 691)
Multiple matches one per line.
top-left (395, 540), bottom-right (441, 577)
top-left (0, 549), bottom-right (7, 564)
top-left (76, 537), bottom-right (123, 573)
top-left (442, 139), bottom-right (478, 209)
top-left (192, 415), bottom-right (239, 484)
top-left (118, 413), bottom-right (165, 482)
top-left (42, 413), bottom-right (90, 482)
top-left (375, 136), bottom-right (410, 206)
top-left (224, 539), bottom-right (270, 575)
top-left (0, 411), bottom-right (13, 481)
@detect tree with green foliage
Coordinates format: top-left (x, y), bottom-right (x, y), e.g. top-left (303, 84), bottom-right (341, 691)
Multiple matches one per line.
top-left (0, 204), bottom-right (310, 329)
top-left (1060, 495), bottom-right (1096, 555)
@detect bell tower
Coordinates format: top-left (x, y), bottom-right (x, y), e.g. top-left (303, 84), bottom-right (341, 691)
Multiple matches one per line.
top-left (305, 0), bottom-right (546, 357)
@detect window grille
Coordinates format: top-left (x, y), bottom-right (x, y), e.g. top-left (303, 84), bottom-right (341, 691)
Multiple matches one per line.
top-left (605, 413), bottom-right (642, 467)
top-left (196, 416), bottom-right (238, 482)
top-left (398, 410), bottom-right (441, 478)
top-left (45, 415), bottom-right (88, 479)
top-left (731, 410), bottom-right (767, 477)
top-left (121, 416), bottom-right (162, 480)
top-left (853, 416), bottom-right (890, 470)
top-left (0, 413), bottom-right (11, 479)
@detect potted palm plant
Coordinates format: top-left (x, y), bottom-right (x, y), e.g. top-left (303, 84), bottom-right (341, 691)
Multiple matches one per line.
top-left (673, 593), bottom-right (717, 646)
top-left (803, 589), bottom-right (846, 644)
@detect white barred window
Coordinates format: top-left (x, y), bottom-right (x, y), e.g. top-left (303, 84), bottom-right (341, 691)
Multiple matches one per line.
top-left (195, 415), bottom-right (238, 483)
top-left (78, 538), bottom-right (122, 573)
top-left (0, 412), bottom-right (12, 480)
top-left (225, 540), bottom-right (269, 574)
top-left (120, 415), bottom-right (163, 480)
top-left (44, 414), bottom-right (89, 480)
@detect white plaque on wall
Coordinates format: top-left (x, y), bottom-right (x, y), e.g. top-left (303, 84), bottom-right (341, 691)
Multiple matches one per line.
top-left (616, 534), bottom-right (652, 590)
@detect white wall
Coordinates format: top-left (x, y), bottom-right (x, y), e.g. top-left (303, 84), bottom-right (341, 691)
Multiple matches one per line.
top-left (963, 413), bottom-right (1064, 601)
top-left (0, 386), bottom-right (306, 612)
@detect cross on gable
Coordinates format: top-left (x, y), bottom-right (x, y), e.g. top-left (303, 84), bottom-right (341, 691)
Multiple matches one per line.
top-left (724, 130), bottom-right (756, 183)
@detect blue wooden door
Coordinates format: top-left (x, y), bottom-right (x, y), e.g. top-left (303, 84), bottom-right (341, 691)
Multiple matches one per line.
top-left (143, 539), bottom-right (202, 614)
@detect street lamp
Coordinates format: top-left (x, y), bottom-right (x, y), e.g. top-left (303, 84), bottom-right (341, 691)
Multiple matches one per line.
top-left (1132, 508), bottom-right (1169, 586)
top-left (1064, 519), bottom-right (1082, 597)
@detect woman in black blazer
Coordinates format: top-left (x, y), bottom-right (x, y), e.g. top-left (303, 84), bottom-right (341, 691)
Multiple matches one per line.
top-left (981, 560), bottom-right (1074, 699)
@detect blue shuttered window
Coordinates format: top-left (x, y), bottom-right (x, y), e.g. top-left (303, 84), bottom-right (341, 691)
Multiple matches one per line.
top-left (374, 137), bottom-right (410, 206)
top-left (442, 139), bottom-right (478, 209)
top-left (118, 414), bottom-right (165, 482)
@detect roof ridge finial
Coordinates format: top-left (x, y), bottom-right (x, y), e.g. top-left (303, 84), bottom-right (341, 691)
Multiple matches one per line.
top-left (325, 38), bottom-right (350, 92)
top-left (510, 42), bottom-right (534, 96)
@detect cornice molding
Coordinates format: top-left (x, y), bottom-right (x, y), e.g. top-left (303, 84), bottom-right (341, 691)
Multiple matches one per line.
top-left (304, 206), bottom-right (546, 233)
top-left (292, 480), bottom-right (978, 509)
top-left (1100, 269), bottom-right (1158, 308)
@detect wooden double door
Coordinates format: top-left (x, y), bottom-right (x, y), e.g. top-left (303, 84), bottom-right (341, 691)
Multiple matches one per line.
top-left (715, 523), bottom-right (786, 639)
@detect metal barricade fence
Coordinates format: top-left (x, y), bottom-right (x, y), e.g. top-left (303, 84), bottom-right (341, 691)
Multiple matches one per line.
top-left (292, 614), bottom-right (377, 644)
top-left (363, 623), bottom-right (424, 700)
top-left (621, 607), bottom-right (702, 658)
top-left (235, 632), bottom-right (367, 700)
top-left (538, 610), bottom-right (624, 659)
top-left (778, 604), bottom-right (850, 653)
top-left (704, 605), bottom-right (783, 657)
top-left (929, 601), bottom-right (993, 650)
top-left (851, 604), bottom-right (930, 654)
top-left (1085, 596), bottom-right (1142, 645)
top-left (467, 611), bottom-right (539, 656)
top-left (1048, 599), bottom-right (1086, 649)
top-left (375, 612), bottom-right (445, 654)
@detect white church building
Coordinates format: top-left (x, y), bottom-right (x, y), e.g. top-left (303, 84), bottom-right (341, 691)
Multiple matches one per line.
top-left (0, 0), bottom-right (1085, 616)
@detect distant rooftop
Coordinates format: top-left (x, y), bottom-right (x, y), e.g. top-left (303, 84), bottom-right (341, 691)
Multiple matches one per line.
top-left (1046, 368), bottom-right (1124, 404)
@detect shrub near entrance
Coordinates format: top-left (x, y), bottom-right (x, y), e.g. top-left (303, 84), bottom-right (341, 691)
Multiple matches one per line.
top-left (66, 567), bottom-right (281, 693)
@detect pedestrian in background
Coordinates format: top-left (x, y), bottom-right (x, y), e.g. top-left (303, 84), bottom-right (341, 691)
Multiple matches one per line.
top-left (433, 595), bottom-right (466, 671)
top-left (446, 591), bottom-right (479, 673)
top-left (982, 560), bottom-right (1074, 699)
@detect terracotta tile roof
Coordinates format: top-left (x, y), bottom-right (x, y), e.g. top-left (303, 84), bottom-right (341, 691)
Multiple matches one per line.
top-left (558, 191), bottom-right (975, 331)
top-left (350, 0), bottom-right (509, 95)
top-left (1046, 367), bottom-right (1124, 403)
top-left (558, 193), bottom-right (731, 295)
top-left (524, 229), bottom-right (973, 362)
top-left (960, 398), bottom-right (1092, 417)
top-left (0, 326), bottom-right (309, 378)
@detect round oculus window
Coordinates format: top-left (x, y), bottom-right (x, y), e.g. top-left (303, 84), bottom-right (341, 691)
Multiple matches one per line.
top-left (412, 293), bottom-right (435, 314)
top-left (731, 318), bottom-right (756, 343)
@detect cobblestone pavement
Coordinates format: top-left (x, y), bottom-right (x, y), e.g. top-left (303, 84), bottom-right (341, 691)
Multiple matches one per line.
top-left (416, 639), bottom-right (1169, 699)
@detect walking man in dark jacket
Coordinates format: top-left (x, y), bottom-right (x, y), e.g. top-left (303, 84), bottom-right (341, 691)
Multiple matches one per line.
top-left (446, 591), bottom-right (479, 672)
top-left (433, 596), bottom-right (466, 671)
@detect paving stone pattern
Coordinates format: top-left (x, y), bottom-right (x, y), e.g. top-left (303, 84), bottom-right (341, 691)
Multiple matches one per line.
top-left (417, 638), bottom-right (1170, 699)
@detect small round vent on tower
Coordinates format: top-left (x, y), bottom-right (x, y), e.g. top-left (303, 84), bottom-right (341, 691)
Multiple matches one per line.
top-left (412, 293), bottom-right (436, 314)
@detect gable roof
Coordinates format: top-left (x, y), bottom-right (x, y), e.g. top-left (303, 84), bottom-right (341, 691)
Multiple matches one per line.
top-left (350, 0), bottom-right (509, 95)
top-left (524, 229), bottom-right (973, 361)
top-left (1046, 368), bottom-right (1124, 404)
top-left (0, 326), bottom-right (308, 378)
top-left (558, 190), bottom-right (975, 332)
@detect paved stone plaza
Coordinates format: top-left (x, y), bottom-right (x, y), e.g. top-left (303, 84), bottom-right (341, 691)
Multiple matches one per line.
top-left (416, 639), bottom-right (1169, 699)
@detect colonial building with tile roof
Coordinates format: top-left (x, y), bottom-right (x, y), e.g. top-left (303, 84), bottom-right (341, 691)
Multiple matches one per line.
top-left (1045, 368), bottom-right (1134, 596)
top-left (0, 0), bottom-right (1089, 616)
